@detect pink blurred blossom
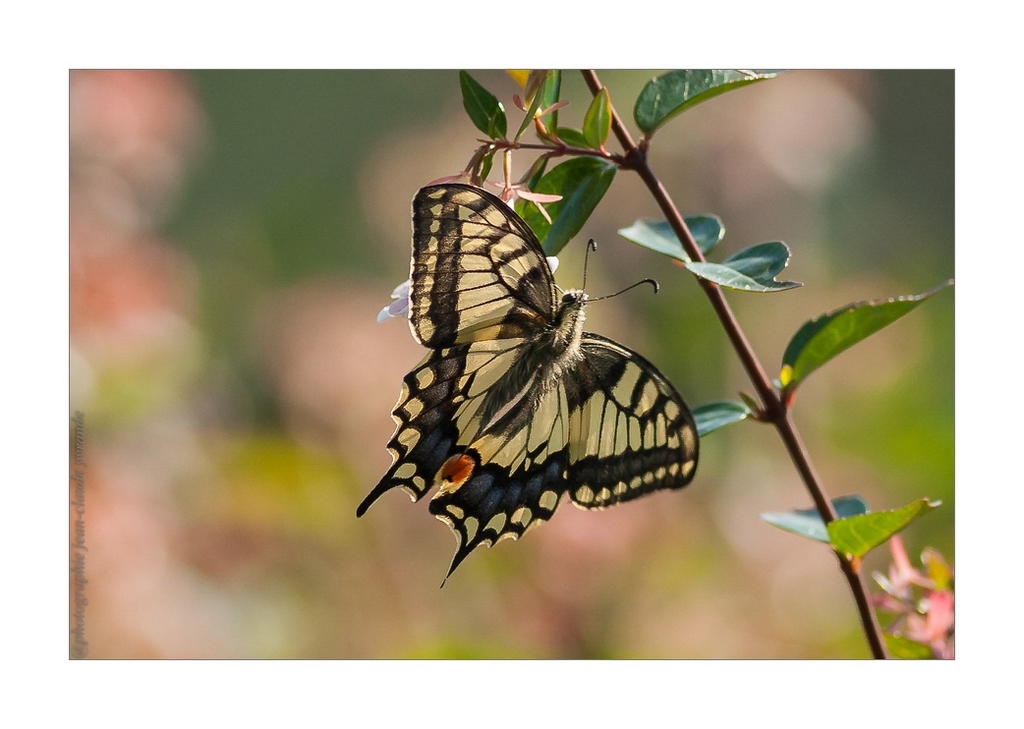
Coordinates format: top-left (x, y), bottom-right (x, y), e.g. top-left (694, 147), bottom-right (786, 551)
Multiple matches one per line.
top-left (871, 536), bottom-right (954, 659)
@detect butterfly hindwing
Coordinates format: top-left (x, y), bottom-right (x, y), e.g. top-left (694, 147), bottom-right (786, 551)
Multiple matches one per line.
top-left (565, 334), bottom-right (698, 509)
top-left (357, 346), bottom-right (471, 513)
top-left (358, 335), bottom-right (530, 514)
top-left (421, 334), bottom-right (698, 580)
top-left (428, 352), bottom-right (577, 577)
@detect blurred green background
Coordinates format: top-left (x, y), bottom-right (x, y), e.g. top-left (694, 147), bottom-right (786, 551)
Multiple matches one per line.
top-left (69, 70), bottom-right (953, 658)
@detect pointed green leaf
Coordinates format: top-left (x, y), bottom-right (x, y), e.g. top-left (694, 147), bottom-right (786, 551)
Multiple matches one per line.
top-left (538, 70), bottom-right (561, 131)
top-left (686, 241), bottom-right (801, 292)
top-left (722, 242), bottom-right (797, 283)
top-left (512, 71), bottom-right (558, 142)
top-left (478, 149), bottom-right (495, 183)
top-left (513, 81), bottom-right (547, 142)
top-left (738, 391), bottom-right (761, 414)
top-left (760, 495), bottom-right (869, 543)
top-left (554, 127), bottom-right (590, 148)
top-left (693, 400), bottom-right (752, 436)
top-left (617, 216), bottom-right (724, 262)
top-left (634, 70), bottom-right (780, 135)
top-left (780, 280), bottom-right (953, 391)
top-left (460, 70), bottom-right (507, 139)
top-left (519, 155), bottom-right (549, 191)
top-left (519, 157), bottom-right (617, 255)
top-left (827, 499), bottom-right (942, 558)
top-left (583, 87), bottom-right (612, 148)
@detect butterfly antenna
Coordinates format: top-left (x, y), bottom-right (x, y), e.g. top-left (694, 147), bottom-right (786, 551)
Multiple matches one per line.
top-left (580, 240), bottom-right (658, 300)
top-left (591, 278), bottom-right (659, 302)
top-left (581, 239), bottom-right (598, 290)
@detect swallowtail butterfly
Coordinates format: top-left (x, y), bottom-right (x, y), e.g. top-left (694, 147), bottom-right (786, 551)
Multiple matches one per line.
top-left (358, 184), bottom-right (698, 582)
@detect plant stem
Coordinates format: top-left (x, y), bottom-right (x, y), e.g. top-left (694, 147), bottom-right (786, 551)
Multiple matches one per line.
top-left (579, 70), bottom-right (888, 659)
top-left (490, 138), bottom-right (627, 165)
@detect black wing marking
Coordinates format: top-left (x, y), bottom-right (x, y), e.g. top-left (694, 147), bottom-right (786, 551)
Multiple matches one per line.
top-left (357, 337), bottom-right (528, 515)
top-left (564, 334), bottom-right (698, 509)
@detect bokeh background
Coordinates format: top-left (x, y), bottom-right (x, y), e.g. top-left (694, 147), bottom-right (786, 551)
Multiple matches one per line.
top-left (69, 69), bottom-right (953, 658)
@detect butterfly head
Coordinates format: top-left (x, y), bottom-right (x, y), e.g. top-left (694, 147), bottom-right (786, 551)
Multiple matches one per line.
top-left (560, 289), bottom-right (589, 307)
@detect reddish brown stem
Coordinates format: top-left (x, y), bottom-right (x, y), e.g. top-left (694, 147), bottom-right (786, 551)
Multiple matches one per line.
top-left (579, 70), bottom-right (887, 659)
top-left (489, 138), bottom-right (627, 165)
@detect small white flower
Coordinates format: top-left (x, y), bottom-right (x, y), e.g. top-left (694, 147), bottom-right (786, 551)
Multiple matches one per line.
top-left (377, 279), bottom-right (410, 322)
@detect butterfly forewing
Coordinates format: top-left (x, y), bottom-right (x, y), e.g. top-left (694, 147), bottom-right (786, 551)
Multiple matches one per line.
top-left (360, 183), bottom-right (699, 583)
top-left (409, 185), bottom-right (557, 348)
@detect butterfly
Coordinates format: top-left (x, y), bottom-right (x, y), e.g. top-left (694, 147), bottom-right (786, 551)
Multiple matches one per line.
top-left (357, 183), bottom-right (698, 583)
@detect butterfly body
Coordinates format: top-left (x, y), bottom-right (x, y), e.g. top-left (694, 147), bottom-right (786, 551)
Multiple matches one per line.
top-left (358, 184), bottom-right (698, 581)
top-left (473, 288), bottom-right (587, 436)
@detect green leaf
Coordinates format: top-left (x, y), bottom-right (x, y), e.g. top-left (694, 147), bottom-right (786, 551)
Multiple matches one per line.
top-left (693, 400), bottom-right (751, 436)
top-left (617, 216), bottom-right (724, 262)
top-left (884, 635), bottom-right (934, 660)
top-left (478, 149), bottom-right (495, 183)
top-left (512, 70), bottom-right (559, 143)
top-left (554, 127), bottom-right (590, 148)
top-left (583, 88), bottom-right (612, 148)
top-left (737, 391), bottom-right (760, 414)
top-left (780, 280), bottom-right (953, 391)
top-left (520, 157), bottom-right (617, 255)
top-left (686, 242), bottom-right (801, 292)
top-left (827, 498), bottom-right (942, 558)
top-left (538, 70), bottom-right (561, 130)
top-left (459, 70), bottom-right (507, 139)
top-left (513, 81), bottom-right (546, 142)
top-left (760, 495), bottom-right (869, 543)
top-left (520, 156), bottom-right (549, 190)
top-left (722, 242), bottom-right (797, 283)
top-left (634, 70), bottom-right (779, 135)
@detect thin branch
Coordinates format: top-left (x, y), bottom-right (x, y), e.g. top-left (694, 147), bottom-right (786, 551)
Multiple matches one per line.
top-left (488, 138), bottom-right (627, 165)
top-left (579, 70), bottom-right (888, 659)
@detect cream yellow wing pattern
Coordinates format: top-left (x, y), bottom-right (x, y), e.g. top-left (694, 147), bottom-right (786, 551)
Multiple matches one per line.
top-left (358, 184), bottom-right (698, 583)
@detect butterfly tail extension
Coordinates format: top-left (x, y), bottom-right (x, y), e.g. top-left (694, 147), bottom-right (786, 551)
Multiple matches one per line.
top-left (355, 468), bottom-right (403, 517)
top-left (428, 448), bottom-right (571, 584)
top-left (355, 484), bottom-right (384, 517)
top-left (440, 542), bottom-right (473, 588)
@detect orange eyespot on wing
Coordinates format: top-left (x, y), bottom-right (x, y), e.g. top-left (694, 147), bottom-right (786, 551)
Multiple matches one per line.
top-left (439, 452), bottom-right (476, 489)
